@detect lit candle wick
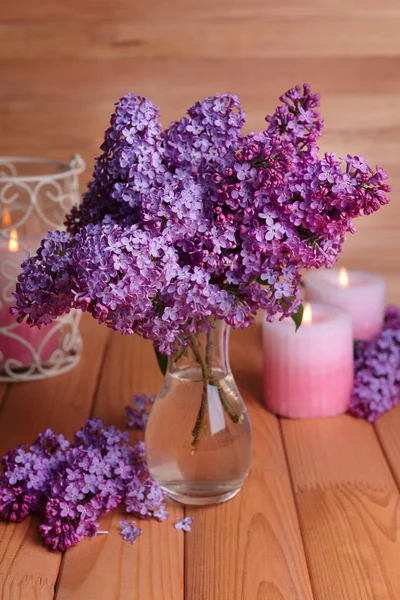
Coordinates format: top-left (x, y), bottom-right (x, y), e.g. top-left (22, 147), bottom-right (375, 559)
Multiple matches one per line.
top-left (8, 228), bottom-right (19, 253)
top-left (303, 303), bottom-right (312, 326)
top-left (339, 266), bottom-right (349, 288)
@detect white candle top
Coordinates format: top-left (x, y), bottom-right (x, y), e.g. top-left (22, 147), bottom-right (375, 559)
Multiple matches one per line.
top-left (304, 268), bottom-right (386, 341)
top-left (267, 302), bottom-right (351, 336)
top-left (306, 268), bottom-right (384, 291)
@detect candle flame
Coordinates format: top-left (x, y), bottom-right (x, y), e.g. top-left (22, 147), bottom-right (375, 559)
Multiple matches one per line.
top-left (303, 303), bottom-right (312, 326)
top-left (2, 208), bottom-right (11, 227)
top-left (339, 266), bottom-right (349, 288)
top-left (8, 228), bottom-right (19, 252)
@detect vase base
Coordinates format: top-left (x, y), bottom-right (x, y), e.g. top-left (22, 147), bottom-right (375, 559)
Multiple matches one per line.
top-left (164, 485), bottom-right (242, 506)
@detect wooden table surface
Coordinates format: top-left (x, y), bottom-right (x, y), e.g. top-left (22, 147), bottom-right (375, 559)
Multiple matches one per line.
top-left (1, 0), bottom-right (400, 597)
top-left (0, 316), bottom-right (400, 600)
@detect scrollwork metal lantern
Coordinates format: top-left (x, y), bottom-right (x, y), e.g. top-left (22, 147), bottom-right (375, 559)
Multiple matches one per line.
top-left (0, 156), bottom-right (85, 382)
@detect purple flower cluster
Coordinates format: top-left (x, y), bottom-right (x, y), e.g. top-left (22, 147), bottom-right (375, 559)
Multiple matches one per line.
top-left (125, 394), bottom-right (155, 431)
top-left (0, 419), bottom-right (167, 551)
top-left (124, 441), bottom-right (168, 521)
top-left (11, 85), bottom-right (390, 354)
top-left (0, 429), bottom-right (69, 523)
top-left (350, 306), bottom-right (400, 422)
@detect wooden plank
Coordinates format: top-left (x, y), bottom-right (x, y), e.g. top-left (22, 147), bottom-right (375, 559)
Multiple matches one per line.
top-left (55, 332), bottom-right (184, 600)
top-left (2, 17), bottom-right (400, 61)
top-left (185, 325), bottom-right (313, 600)
top-left (375, 405), bottom-right (400, 488)
top-left (0, 316), bottom-right (109, 600)
top-left (4, 0), bottom-right (400, 23)
top-left (3, 59), bottom-right (400, 103)
top-left (281, 416), bottom-right (400, 599)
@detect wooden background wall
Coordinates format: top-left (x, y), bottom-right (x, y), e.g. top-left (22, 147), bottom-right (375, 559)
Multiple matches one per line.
top-left (1, 0), bottom-right (399, 299)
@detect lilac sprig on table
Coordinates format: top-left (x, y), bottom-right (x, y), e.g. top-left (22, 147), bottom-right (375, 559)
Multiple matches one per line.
top-left (350, 306), bottom-right (400, 422)
top-left (0, 429), bottom-right (69, 523)
top-left (124, 441), bottom-right (168, 521)
top-left (0, 419), bottom-right (167, 552)
top-left (11, 84), bottom-right (390, 358)
top-left (40, 421), bottom-right (131, 551)
top-left (384, 305), bottom-right (400, 330)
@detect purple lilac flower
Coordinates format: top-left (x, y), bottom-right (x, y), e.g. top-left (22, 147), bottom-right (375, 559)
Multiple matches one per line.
top-left (0, 418), bottom-right (167, 552)
top-left (86, 521), bottom-right (102, 539)
top-left (0, 430), bottom-right (69, 523)
top-left (349, 306), bottom-right (400, 422)
top-left (39, 438), bottom-right (128, 551)
top-left (120, 519), bottom-right (142, 544)
top-left (11, 85), bottom-right (390, 354)
top-left (124, 441), bottom-right (168, 521)
top-left (384, 305), bottom-right (400, 331)
top-left (174, 516), bottom-right (193, 532)
top-left (125, 394), bottom-right (155, 431)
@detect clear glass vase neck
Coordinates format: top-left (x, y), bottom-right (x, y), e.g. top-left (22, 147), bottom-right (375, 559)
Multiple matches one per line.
top-left (168, 319), bottom-right (231, 377)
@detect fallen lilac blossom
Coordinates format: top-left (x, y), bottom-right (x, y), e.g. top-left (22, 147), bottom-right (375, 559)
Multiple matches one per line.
top-left (349, 306), bottom-right (400, 422)
top-left (174, 516), bottom-right (193, 532)
top-left (0, 419), bottom-right (167, 551)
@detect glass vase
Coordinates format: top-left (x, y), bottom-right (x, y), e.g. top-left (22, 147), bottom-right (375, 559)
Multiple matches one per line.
top-left (145, 320), bottom-right (253, 505)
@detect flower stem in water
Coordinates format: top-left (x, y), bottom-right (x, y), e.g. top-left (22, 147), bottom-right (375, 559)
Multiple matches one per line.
top-left (189, 329), bottom-right (244, 451)
top-left (189, 333), bottom-right (210, 452)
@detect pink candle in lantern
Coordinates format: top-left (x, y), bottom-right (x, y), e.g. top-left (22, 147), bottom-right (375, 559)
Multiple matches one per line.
top-left (0, 225), bottom-right (57, 368)
top-left (262, 303), bottom-right (354, 419)
top-left (304, 267), bottom-right (385, 341)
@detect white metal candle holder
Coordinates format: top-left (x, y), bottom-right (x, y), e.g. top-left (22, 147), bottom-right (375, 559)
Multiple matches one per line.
top-left (0, 156), bottom-right (85, 382)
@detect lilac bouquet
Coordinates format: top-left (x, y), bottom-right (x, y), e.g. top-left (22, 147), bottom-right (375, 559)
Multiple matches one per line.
top-left (11, 85), bottom-right (389, 381)
top-left (11, 85), bottom-right (390, 355)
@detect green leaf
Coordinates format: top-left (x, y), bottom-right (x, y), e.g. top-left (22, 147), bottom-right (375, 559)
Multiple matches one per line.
top-left (154, 347), bottom-right (168, 376)
top-left (291, 304), bottom-right (304, 332)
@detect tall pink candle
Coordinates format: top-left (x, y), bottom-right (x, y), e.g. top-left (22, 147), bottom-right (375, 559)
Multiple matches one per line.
top-left (304, 268), bottom-right (385, 341)
top-left (263, 303), bottom-right (354, 419)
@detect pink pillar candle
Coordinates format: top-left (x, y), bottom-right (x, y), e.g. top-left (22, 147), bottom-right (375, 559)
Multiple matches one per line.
top-left (262, 303), bottom-right (354, 419)
top-left (305, 269), bottom-right (386, 341)
top-left (0, 237), bottom-right (58, 368)
top-left (0, 306), bottom-right (59, 367)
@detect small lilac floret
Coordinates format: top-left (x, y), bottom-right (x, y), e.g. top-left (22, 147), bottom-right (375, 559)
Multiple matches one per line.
top-left (120, 519), bottom-right (142, 544)
top-left (174, 516), bottom-right (194, 532)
